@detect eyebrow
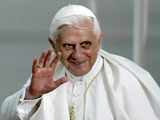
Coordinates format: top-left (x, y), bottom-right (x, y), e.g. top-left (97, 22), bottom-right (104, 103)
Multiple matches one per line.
top-left (62, 40), bottom-right (92, 47)
top-left (62, 43), bottom-right (75, 46)
top-left (80, 40), bottom-right (92, 45)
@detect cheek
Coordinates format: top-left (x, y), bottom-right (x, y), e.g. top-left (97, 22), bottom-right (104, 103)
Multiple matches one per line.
top-left (84, 51), bottom-right (91, 58)
top-left (81, 49), bottom-right (97, 61)
top-left (83, 51), bottom-right (94, 64)
top-left (85, 48), bottom-right (98, 65)
top-left (85, 49), bottom-right (97, 58)
top-left (61, 50), bottom-right (72, 61)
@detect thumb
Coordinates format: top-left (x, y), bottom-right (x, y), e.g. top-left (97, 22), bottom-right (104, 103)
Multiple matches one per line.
top-left (51, 77), bottom-right (69, 89)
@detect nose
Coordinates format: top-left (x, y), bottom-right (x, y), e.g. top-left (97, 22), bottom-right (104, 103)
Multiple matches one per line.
top-left (71, 45), bottom-right (82, 60)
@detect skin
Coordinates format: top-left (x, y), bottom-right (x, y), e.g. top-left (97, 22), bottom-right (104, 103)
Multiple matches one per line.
top-left (26, 19), bottom-right (103, 99)
top-left (26, 50), bottom-right (69, 99)
top-left (54, 22), bottom-right (103, 76)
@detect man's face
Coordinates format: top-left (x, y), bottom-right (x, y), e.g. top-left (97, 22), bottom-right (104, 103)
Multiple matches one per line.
top-left (55, 20), bottom-right (103, 76)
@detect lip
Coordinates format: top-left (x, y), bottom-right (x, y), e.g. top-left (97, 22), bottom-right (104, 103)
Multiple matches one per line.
top-left (69, 60), bottom-right (86, 65)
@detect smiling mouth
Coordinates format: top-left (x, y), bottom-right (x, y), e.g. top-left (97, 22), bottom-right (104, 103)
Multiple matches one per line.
top-left (70, 61), bottom-right (85, 65)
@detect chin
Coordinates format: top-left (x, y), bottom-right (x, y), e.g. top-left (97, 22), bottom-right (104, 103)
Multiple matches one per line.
top-left (71, 72), bottom-right (87, 76)
top-left (70, 68), bottom-right (90, 76)
top-left (65, 61), bottom-right (93, 76)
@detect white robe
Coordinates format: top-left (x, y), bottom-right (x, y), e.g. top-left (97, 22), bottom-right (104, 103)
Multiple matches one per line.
top-left (1, 49), bottom-right (160, 120)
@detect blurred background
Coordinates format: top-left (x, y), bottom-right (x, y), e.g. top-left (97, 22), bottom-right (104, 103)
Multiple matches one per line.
top-left (0, 0), bottom-right (159, 106)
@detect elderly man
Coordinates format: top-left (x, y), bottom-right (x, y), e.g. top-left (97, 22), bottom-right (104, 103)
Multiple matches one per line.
top-left (1, 4), bottom-right (160, 120)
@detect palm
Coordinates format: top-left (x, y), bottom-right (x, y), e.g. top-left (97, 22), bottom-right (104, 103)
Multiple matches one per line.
top-left (32, 68), bottom-right (54, 94)
top-left (29, 49), bottom-right (68, 97)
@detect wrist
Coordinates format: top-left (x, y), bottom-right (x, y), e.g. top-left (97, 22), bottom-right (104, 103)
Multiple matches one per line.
top-left (24, 87), bottom-right (41, 100)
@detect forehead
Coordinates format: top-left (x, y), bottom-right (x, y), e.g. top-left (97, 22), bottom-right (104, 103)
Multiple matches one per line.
top-left (56, 20), bottom-right (97, 43)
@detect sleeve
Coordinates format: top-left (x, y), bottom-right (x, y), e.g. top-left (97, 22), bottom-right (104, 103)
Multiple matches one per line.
top-left (0, 89), bottom-right (23, 120)
top-left (0, 77), bottom-right (42, 120)
top-left (16, 87), bottom-right (42, 120)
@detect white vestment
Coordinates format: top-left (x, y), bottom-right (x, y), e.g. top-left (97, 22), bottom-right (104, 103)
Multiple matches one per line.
top-left (1, 49), bottom-right (160, 120)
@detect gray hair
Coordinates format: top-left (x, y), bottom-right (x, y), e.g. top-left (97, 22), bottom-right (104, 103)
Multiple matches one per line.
top-left (49, 4), bottom-right (102, 40)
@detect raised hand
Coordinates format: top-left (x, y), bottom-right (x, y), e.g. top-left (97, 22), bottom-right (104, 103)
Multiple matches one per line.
top-left (25, 49), bottom-right (68, 99)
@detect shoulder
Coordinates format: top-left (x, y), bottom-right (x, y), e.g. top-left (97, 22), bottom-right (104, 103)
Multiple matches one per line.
top-left (99, 49), bottom-right (160, 94)
top-left (99, 49), bottom-right (160, 118)
top-left (99, 49), bottom-right (160, 97)
top-left (99, 49), bottom-right (151, 77)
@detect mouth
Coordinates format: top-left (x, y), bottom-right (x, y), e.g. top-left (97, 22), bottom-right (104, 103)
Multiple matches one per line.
top-left (69, 60), bottom-right (85, 65)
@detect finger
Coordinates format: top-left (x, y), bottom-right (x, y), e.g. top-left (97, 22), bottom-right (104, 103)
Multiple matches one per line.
top-left (44, 48), bottom-right (53, 67)
top-left (50, 52), bottom-right (61, 69)
top-left (52, 77), bottom-right (69, 89)
top-left (32, 56), bottom-right (38, 73)
top-left (48, 37), bottom-right (56, 49)
top-left (39, 51), bottom-right (47, 66)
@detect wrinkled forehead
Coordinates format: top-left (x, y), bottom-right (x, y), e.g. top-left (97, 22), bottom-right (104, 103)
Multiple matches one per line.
top-left (58, 28), bottom-right (94, 42)
top-left (55, 23), bottom-right (97, 45)
top-left (53, 17), bottom-right (97, 43)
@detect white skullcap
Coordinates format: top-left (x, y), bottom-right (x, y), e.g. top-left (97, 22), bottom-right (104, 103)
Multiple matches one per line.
top-left (49, 4), bottom-right (98, 40)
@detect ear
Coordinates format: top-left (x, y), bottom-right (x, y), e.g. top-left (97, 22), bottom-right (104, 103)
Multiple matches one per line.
top-left (48, 37), bottom-right (56, 50)
top-left (98, 32), bottom-right (104, 45)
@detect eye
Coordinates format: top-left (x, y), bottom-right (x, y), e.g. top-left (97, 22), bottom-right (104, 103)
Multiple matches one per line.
top-left (63, 43), bottom-right (74, 50)
top-left (81, 41), bottom-right (92, 48)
